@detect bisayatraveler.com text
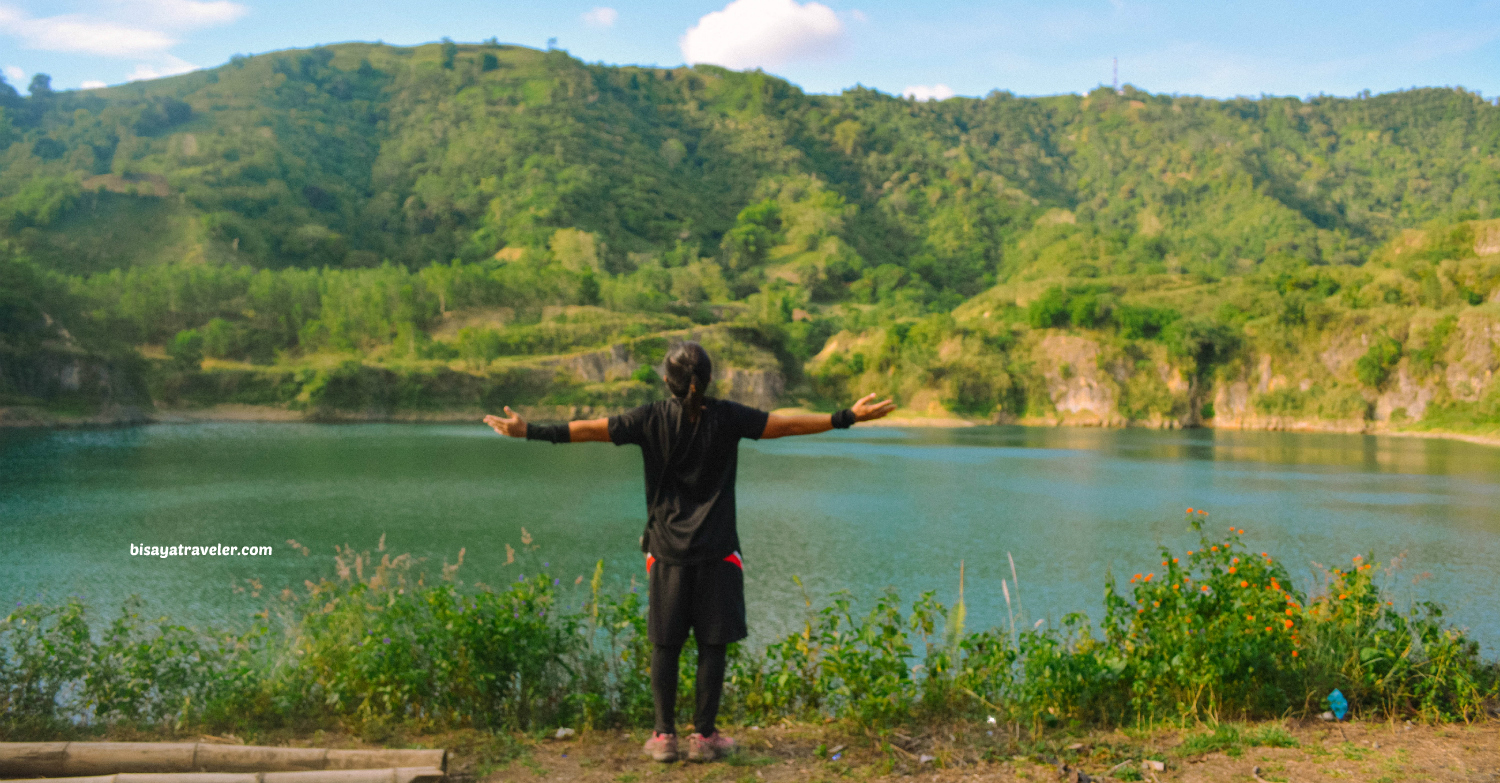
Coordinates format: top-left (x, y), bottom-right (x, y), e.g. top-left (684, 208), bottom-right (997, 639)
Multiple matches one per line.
top-left (130, 543), bottom-right (274, 558)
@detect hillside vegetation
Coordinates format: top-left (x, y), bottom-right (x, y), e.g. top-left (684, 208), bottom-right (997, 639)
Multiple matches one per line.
top-left (2, 42), bottom-right (1499, 434)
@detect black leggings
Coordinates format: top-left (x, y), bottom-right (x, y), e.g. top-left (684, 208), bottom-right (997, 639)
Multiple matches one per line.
top-left (651, 640), bottom-right (727, 736)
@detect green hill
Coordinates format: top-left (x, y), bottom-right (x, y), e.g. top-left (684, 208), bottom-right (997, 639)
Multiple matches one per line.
top-left (2, 42), bottom-right (1498, 436)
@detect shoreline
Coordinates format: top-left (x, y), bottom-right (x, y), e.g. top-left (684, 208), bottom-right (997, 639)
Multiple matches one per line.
top-left (5, 402), bottom-right (1498, 448)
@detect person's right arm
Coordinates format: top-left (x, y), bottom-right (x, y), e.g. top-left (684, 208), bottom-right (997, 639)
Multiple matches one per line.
top-left (760, 393), bottom-right (896, 439)
top-left (482, 407), bottom-right (611, 442)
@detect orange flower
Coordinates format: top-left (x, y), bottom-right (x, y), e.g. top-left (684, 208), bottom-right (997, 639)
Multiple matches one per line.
top-left (1240, 580), bottom-right (1249, 588)
top-left (1265, 626), bottom-right (1272, 632)
top-left (1187, 508), bottom-right (1194, 514)
top-left (1133, 573), bottom-right (1142, 581)
top-left (1211, 546), bottom-right (1218, 552)
top-left (1172, 558), bottom-right (1179, 564)
top-left (1233, 557), bottom-right (1239, 564)
top-left (1173, 584), bottom-right (1180, 590)
top-left (1138, 608), bottom-right (1145, 614)
top-left (1339, 594), bottom-right (1347, 600)
top-left (1292, 650), bottom-right (1299, 657)
top-left (1261, 552), bottom-right (1269, 558)
top-left (1237, 528), bottom-right (1245, 534)
top-left (1187, 550), bottom-right (1194, 555)
top-left (1283, 619), bottom-right (1293, 629)
top-left (1246, 614), bottom-right (1255, 621)
top-left (1145, 573), bottom-right (1154, 582)
top-left (1353, 555), bottom-right (1362, 562)
top-left (1229, 567), bottom-right (1237, 574)
top-left (1201, 585), bottom-right (1209, 592)
top-left (1162, 560), bottom-right (1168, 566)
top-left (1153, 601), bottom-right (1160, 607)
top-left (1199, 510), bottom-right (1208, 515)
top-left (1286, 608), bottom-right (1294, 616)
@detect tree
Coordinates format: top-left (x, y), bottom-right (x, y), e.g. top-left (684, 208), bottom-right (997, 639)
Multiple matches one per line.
top-left (167, 329), bottom-right (205, 371)
top-left (27, 74), bottom-right (52, 98)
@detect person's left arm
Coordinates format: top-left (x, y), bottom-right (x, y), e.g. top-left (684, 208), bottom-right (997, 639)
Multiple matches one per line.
top-left (759, 393), bottom-right (896, 439)
top-left (482, 406), bottom-right (611, 442)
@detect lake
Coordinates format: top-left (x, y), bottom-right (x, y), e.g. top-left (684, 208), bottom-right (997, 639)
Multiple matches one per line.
top-left (3, 422), bottom-right (1498, 654)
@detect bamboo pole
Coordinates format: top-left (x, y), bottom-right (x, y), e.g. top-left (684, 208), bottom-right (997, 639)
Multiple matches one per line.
top-left (0, 745), bottom-right (446, 778)
top-left (1, 767), bottom-right (446, 783)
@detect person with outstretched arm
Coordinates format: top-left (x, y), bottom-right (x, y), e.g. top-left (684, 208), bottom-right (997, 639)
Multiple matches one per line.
top-left (484, 341), bottom-right (895, 763)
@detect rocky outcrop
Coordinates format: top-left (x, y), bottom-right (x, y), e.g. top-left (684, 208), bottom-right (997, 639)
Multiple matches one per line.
top-left (1033, 334), bottom-right (1122, 426)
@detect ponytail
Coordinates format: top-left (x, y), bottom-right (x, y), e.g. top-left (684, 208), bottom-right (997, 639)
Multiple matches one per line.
top-left (664, 341), bottom-right (712, 423)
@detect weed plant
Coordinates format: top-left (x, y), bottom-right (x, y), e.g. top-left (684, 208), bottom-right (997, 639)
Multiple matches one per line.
top-left (2, 516), bottom-right (1495, 739)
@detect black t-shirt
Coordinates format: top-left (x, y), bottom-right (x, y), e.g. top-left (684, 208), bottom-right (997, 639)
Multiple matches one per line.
top-left (608, 397), bottom-right (770, 565)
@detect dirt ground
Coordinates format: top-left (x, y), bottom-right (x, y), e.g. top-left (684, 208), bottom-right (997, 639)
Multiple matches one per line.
top-left (468, 720), bottom-right (1500, 783)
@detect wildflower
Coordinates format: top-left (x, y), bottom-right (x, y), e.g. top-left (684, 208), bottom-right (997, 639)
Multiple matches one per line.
top-left (1233, 557), bottom-right (1239, 564)
top-left (1292, 650), bottom-right (1299, 657)
top-left (1162, 560), bottom-right (1168, 566)
top-left (1211, 546), bottom-right (1218, 552)
top-left (1138, 608), bottom-right (1144, 614)
top-left (1247, 614), bottom-right (1255, 621)
top-left (1286, 608), bottom-right (1294, 616)
top-left (382, 637), bottom-right (391, 644)
top-left (1133, 573), bottom-right (1141, 582)
top-left (1201, 585), bottom-right (1209, 592)
top-left (1173, 584), bottom-right (1180, 590)
top-left (1283, 619), bottom-right (1293, 629)
top-left (1265, 626), bottom-right (1272, 632)
top-left (1187, 508), bottom-right (1194, 514)
top-left (1153, 601), bottom-right (1160, 608)
top-left (1353, 555), bottom-right (1361, 562)
top-left (1237, 528), bottom-right (1244, 534)
top-left (1240, 580), bottom-right (1249, 588)
top-left (1339, 594), bottom-right (1347, 600)
top-left (1145, 573), bottom-right (1154, 582)
top-left (1199, 510), bottom-right (1207, 515)
top-left (1172, 558), bottom-right (1179, 564)
top-left (1229, 567), bottom-right (1237, 573)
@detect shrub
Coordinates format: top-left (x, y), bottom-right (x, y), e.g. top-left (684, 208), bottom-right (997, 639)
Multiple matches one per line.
top-left (1355, 335), bottom-right (1402, 389)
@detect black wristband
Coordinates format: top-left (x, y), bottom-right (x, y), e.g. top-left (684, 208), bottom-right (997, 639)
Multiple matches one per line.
top-left (525, 422), bottom-right (571, 444)
top-left (831, 408), bottom-right (856, 429)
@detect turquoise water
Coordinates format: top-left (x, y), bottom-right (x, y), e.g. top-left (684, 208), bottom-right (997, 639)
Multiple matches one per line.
top-left (2, 422), bottom-right (1498, 652)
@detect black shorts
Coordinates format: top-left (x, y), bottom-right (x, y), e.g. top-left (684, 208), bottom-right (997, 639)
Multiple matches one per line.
top-left (646, 553), bottom-right (747, 647)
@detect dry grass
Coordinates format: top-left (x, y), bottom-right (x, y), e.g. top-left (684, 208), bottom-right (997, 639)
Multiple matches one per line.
top-left (464, 719), bottom-right (1500, 783)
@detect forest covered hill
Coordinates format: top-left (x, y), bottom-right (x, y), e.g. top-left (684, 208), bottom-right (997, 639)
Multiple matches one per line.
top-left (2, 41), bottom-right (1499, 436)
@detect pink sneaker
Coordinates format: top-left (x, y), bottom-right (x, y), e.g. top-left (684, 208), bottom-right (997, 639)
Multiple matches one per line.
top-left (642, 732), bottom-right (678, 762)
top-left (686, 731), bottom-right (736, 762)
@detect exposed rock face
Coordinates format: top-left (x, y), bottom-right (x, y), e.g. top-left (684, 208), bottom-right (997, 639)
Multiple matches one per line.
top-left (534, 337), bottom-right (785, 411)
top-left (1034, 335), bottom-right (1122, 426)
top-left (1375, 365), bottom-right (1437, 421)
top-left (537, 344), bottom-right (637, 383)
top-left (717, 366), bottom-right (784, 410)
top-left (0, 348), bottom-right (151, 427)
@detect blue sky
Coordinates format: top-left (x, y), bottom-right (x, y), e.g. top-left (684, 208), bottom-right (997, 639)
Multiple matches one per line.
top-left (2, 0), bottom-right (1498, 100)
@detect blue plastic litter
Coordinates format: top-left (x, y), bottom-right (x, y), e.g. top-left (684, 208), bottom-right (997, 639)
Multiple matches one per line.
top-left (1328, 688), bottom-right (1348, 720)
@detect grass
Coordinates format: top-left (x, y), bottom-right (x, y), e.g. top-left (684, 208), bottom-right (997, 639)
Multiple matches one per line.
top-left (1, 518), bottom-right (1496, 740)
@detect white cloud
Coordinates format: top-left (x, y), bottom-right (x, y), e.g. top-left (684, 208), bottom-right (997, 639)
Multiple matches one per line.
top-left (681, 0), bottom-right (843, 70)
top-left (81, 79), bottom-right (107, 89)
top-left (2, 65), bottom-right (24, 85)
top-left (582, 6), bottom-right (618, 27)
top-left (0, 0), bottom-right (243, 60)
top-left (0, 5), bottom-right (175, 55)
top-left (902, 84), bottom-right (955, 101)
top-left (125, 0), bottom-right (248, 28)
top-left (127, 55), bottom-right (196, 81)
